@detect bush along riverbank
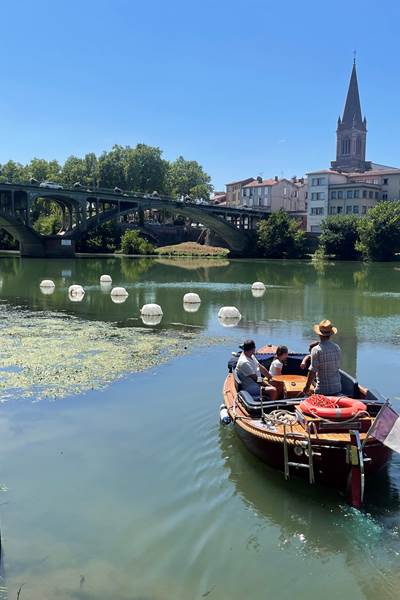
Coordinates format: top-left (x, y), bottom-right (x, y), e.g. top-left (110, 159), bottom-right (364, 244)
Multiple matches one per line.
top-left (316, 201), bottom-right (400, 261)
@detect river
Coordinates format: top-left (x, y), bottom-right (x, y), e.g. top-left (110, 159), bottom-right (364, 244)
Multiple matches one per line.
top-left (0, 255), bottom-right (399, 600)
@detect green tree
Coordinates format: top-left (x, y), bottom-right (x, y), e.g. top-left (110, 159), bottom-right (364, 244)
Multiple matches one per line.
top-left (125, 144), bottom-right (168, 193)
top-left (97, 145), bottom-right (128, 189)
top-left (77, 221), bottom-right (122, 253)
top-left (27, 158), bottom-right (61, 182)
top-left (356, 201), bottom-right (400, 261)
top-left (120, 230), bottom-right (154, 255)
top-left (257, 210), bottom-right (307, 258)
top-left (166, 156), bottom-right (213, 199)
top-left (0, 160), bottom-right (27, 183)
top-left (318, 215), bottom-right (360, 259)
top-left (61, 153), bottom-right (98, 187)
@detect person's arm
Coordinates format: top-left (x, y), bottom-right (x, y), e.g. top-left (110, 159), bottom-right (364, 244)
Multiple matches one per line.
top-left (300, 354), bottom-right (310, 369)
top-left (258, 361), bottom-right (272, 382)
top-left (303, 350), bottom-right (319, 394)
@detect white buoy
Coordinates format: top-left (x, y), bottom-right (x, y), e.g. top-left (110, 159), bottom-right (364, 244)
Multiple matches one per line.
top-left (141, 314), bottom-right (163, 326)
top-left (140, 303), bottom-right (163, 316)
top-left (68, 290), bottom-right (84, 302)
top-left (100, 274), bottom-right (112, 283)
top-left (111, 294), bottom-right (128, 304)
top-left (183, 292), bottom-right (201, 304)
top-left (68, 284), bottom-right (85, 296)
top-left (218, 306), bottom-right (241, 328)
top-left (183, 301), bottom-right (200, 313)
top-left (40, 279), bottom-right (55, 289)
top-left (111, 287), bottom-right (128, 297)
top-left (251, 281), bottom-right (266, 291)
top-left (40, 286), bottom-right (55, 296)
top-left (251, 287), bottom-right (266, 298)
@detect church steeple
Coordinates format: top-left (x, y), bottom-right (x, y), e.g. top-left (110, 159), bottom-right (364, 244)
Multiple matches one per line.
top-left (331, 61), bottom-right (370, 173)
top-left (341, 61), bottom-right (364, 130)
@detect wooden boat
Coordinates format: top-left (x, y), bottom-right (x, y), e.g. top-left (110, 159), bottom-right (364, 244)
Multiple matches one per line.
top-left (222, 344), bottom-right (392, 508)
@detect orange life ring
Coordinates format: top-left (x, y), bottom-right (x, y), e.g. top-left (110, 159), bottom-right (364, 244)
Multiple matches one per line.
top-left (299, 394), bottom-right (367, 420)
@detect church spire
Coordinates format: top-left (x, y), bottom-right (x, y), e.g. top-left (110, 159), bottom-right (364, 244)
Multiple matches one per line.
top-left (331, 60), bottom-right (370, 173)
top-left (341, 62), bottom-right (364, 130)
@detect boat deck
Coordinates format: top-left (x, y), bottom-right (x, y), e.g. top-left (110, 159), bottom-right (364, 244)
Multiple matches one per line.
top-left (223, 373), bottom-right (375, 445)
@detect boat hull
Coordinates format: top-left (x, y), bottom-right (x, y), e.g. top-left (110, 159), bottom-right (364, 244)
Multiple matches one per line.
top-left (234, 420), bottom-right (392, 490)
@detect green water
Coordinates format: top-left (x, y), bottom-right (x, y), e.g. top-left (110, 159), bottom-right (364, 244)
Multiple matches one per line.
top-left (0, 256), bottom-right (399, 600)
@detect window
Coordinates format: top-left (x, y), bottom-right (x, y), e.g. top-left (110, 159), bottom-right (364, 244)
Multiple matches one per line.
top-left (375, 192), bottom-right (379, 199)
top-left (342, 138), bottom-right (351, 154)
top-left (311, 192), bottom-right (324, 200)
top-left (369, 191), bottom-right (373, 199)
top-left (383, 178), bottom-right (388, 185)
top-left (329, 207), bottom-right (336, 214)
top-left (310, 207), bottom-right (324, 215)
top-left (353, 205), bottom-right (359, 214)
top-left (331, 191), bottom-right (337, 200)
top-left (356, 137), bottom-right (361, 155)
top-left (337, 206), bottom-right (343, 214)
top-left (346, 206), bottom-right (352, 214)
top-left (353, 190), bottom-right (359, 198)
top-left (382, 193), bottom-right (388, 200)
top-left (305, 192), bottom-right (308, 200)
top-left (347, 190), bottom-right (353, 199)
top-left (362, 190), bottom-right (367, 198)
top-left (362, 205), bottom-right (367, 214)
top-left (311, 177), bottom-right (326, 186)
top-left (338, 191), bottom-right (343, 199)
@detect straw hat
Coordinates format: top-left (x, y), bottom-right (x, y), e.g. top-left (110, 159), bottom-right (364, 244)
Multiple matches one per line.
top-left (313, 319), bottom-right (337, 337)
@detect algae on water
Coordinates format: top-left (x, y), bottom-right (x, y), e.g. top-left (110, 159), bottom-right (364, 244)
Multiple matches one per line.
top-left (0, 306), bottom-right (198, 401)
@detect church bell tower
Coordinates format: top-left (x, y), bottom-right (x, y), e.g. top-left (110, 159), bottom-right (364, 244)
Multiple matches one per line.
top-left (331, 61), bottom-right (370, 172)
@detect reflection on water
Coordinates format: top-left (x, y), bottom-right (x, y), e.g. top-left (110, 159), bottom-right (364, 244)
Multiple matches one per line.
top-left (0, 256), bottom-right (399, 599)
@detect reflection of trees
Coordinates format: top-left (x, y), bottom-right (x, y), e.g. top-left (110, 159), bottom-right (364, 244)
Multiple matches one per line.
top-left (219, 427), bottom-right (400, 600)
top-left (120, 257), bottom-right (153, 281)
top-left (155, 257), bottom-right (229, 270)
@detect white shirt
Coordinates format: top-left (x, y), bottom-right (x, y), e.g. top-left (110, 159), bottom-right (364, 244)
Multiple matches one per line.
top-left (235, 353), bottom-right (261, 391)
top-left (270, 358), bottom-right (283, 377)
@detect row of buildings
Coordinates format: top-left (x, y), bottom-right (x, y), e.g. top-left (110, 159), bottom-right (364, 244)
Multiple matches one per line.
top-left (219, 61), bottom-right (400, 232)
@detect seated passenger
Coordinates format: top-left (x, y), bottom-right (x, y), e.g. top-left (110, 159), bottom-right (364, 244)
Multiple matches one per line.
top-left (269, 345), bottom-right (288, 377)
top-left (235, 339), bottom-right (278, 400)
top-left (300, 341), bottom-right (319, 370)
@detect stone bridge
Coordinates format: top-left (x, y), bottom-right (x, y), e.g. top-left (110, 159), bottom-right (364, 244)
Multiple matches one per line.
top-left (0, 183), bottom-right (303, 257)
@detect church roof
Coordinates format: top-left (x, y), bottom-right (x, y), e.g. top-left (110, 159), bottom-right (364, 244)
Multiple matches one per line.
top-left (341, 62), bottom-right (365, 129)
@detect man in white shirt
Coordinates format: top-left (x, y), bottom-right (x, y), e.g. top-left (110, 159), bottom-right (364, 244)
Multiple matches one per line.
top-left (235, 340), bottom-right (278, 400)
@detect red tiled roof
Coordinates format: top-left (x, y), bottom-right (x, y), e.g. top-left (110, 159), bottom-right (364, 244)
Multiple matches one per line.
top-left (242, 178), bottom-right (279, 188)
top-left (225, 177), bottom-right (255, 186)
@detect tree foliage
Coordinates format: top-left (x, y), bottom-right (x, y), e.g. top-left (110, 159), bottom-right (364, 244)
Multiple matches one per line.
top-left (356, 201), bottom-right (400, 261)
top-left (256, 210), bottom-right (307, 258)
top-left (0, 145), bottom-right (211, 200)
top-left (318, 215), bottom-right (361, 260)
top-left (166, 156), bottom-right (213, 199)
top-left (120, 230), bottom-right (154, 255)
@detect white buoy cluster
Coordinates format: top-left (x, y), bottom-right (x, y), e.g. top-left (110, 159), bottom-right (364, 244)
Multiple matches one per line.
top-left (38, 276), bottom-right (266, 329)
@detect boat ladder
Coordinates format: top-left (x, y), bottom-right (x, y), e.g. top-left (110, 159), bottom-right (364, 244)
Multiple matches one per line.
top-left (283, 424), bottom-right (315, 485)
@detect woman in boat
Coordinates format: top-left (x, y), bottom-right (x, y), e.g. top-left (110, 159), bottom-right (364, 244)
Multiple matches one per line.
top-left (269, 345), bottom-right (289, 377)
top-left (303, 320), bottom-right (342, 396)
top-left (235, 339), bottom-right (278, 400)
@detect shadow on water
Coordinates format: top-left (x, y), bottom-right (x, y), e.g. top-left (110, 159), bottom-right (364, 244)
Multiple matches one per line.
top-left (218, 425), bottom-right (400, 600)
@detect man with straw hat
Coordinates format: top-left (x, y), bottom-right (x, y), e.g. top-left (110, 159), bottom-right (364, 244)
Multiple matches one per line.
top-left (303, 320), bottom-right (342, 396)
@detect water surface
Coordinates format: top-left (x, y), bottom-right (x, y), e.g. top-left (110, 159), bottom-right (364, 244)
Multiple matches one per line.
top-left (0, 256), bottom-right (399, 600)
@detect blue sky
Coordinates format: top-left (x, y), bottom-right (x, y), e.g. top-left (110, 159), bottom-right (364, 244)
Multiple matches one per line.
top-left (2, 0), bottom-right (400, 190)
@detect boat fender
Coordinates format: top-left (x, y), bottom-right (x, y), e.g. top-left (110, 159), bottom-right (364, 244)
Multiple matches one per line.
top-left (219, 404), bottom-right (232, 425)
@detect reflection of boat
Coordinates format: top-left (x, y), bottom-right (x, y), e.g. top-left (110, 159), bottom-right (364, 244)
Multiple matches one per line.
top-left (222, 345), bottom-right (392, 508)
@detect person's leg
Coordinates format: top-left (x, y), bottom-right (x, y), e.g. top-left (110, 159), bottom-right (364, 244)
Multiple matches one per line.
top-left (262, 385), bottom-right (278, 401)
